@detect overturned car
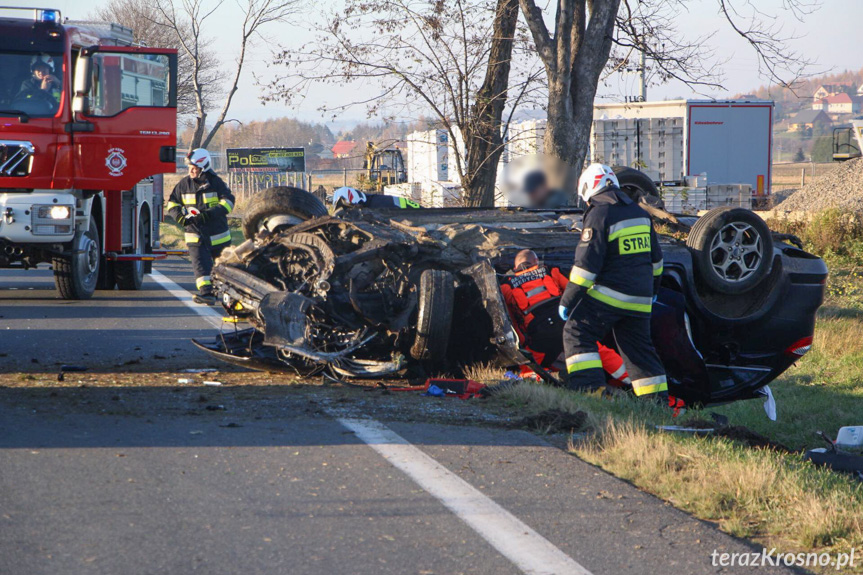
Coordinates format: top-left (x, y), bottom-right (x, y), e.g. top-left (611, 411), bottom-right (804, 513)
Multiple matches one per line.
top-left (194, 182), bottom-right (827, 407)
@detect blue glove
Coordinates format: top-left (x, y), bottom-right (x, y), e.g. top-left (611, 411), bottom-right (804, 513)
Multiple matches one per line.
top-left (559, 305), bottom-right (570, 321)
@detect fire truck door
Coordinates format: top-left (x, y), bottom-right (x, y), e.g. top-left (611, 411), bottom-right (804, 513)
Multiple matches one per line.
top-left (70, 46), bottom-right (177, 192)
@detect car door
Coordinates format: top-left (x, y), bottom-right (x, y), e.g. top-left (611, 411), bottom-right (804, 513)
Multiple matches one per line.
top-left (70, 45), bottom-right (177, 192)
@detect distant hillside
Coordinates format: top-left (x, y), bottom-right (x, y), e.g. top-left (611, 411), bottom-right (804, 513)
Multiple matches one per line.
top-left (736, 67), bottom-right (863, 121)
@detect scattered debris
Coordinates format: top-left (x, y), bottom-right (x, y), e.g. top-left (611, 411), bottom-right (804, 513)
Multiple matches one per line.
top-left (182, 368), bottom-right (218, 374)
top-left (205, 405), bottom-right (226, 411)
top-left (678, 418), bottom-right (791, 451)
top-left (515, 409), bottom-right (588, 434)
top-left (203, 381), bottom-right (223, 387)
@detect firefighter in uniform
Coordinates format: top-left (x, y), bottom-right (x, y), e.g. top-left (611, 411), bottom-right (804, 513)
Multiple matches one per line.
top-left (500, 249), bottom-right (629, 384)
top-left (559, 164), bottom-right (668, 401)
top-left (166, 148), bottom-right (235, 305)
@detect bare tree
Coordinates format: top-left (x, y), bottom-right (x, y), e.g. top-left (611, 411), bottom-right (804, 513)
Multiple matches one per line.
top-left (264, 0), bottom-right (541, 206)
top-left (93, 0), bottom-right (219, 117)
top-left (155, 0), bottom-right (300, 150)
top-left (518, 0), bottom-right (819, 198)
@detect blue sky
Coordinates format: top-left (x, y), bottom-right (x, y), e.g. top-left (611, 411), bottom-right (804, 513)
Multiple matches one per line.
top-left (26, 0), bottom-right (863, 126)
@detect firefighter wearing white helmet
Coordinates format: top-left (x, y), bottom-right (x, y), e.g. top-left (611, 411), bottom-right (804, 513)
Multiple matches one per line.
top-left (165, 148), bottom-right (236, 304)
top-left (558, 163), bottom-right (668, 402)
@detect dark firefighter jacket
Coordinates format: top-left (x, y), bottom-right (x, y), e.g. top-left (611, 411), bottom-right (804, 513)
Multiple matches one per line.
top-left (166, 171), bottom-right (235, 247)
top-left (561, 187), bottom-right (663, 317)
top-left (363, 194), bottom-right (421, 209)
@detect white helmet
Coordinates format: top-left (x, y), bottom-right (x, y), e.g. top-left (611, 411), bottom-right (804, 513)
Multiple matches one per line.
top-left (185, 148), bottom-right (212, 172)
top-left (577, 163), bottom-right (619, 203)
top-left (332, 186), bottom-right (366, 207)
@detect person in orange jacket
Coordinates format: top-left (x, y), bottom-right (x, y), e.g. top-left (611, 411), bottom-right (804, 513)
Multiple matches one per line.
top-left (500, 249), bottom-right (630, 384)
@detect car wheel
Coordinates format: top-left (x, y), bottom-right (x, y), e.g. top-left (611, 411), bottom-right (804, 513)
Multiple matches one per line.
top-left (687, 207), bottom-right (773, 294)
top-left (53, 219), bottom-right (100, 300)
top-left (241, 186), bottom-right (329, 239)
top-left (612, 166), bottom-right (662, 206)
top-left (410, 269), bottom-right (454, 364)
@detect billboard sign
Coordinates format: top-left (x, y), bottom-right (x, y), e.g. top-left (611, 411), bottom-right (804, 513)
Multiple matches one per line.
top-left (226, 147), bottom-right (305, 173)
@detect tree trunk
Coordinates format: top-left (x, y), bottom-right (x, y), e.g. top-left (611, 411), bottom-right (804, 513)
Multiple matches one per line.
top-left (460, 0), bottom-right (519, 207)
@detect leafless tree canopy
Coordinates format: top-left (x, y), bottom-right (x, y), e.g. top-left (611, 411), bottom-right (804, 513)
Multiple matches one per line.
top-left (264, 0), bottom-right (542, 205)
top-left (517, 0), bottom-right (819, 198)
top-left (156, 0), bottom-right (300, 150)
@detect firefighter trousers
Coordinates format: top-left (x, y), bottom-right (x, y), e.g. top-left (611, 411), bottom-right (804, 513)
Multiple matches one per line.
top-left (187, 235), bottom-right (227, 295)
top-left (563, 298), bottom-right (668, 398)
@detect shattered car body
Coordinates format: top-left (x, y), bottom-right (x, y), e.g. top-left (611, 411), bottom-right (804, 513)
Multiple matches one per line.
top-left (194, 187), bottom-right (828, 407)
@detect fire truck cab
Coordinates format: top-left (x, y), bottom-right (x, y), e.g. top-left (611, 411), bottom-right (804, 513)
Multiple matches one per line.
top-left (0, 7), bottom-right (178, 299)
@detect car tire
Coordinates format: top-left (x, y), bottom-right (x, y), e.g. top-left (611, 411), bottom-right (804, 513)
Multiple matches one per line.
top-left (54, 219), bottom-right (100, 300)
top-left (612, 166), bottom-right (663, 206)
top-left (410, 269), bottom-right (454, 363)
top-left (687, 207), bottom-right (773, 295)
top-left (241, 186), bottom-right (328, 239)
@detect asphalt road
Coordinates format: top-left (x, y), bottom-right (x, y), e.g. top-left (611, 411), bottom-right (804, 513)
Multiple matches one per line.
top-left (0, 259), bottom-right (225, 372)
top-left (0, 262), bottom-right (801, 575)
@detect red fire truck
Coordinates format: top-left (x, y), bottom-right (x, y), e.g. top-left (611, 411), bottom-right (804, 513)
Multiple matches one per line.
top-left (0, 7), bottom-right (178, 299)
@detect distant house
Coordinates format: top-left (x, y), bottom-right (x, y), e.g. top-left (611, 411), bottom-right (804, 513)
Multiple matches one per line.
top-left (825, 93), bottom-right (863, 115)
top-left (813, 82), bottom-right (857, 100)
top-left (787, 109), bottom-right (831, 133)
top-left (331, 141), bottom-right (358, 159)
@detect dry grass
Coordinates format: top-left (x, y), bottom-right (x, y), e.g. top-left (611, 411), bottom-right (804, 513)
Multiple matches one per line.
top-left (573, 419), bottom-right (863, 551)
top-left (492, 375), bottom-right (863, 564)
top-left (813, 317), bottom-right (863, 361)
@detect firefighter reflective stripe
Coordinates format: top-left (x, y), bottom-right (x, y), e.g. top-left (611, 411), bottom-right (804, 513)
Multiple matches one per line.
top-left (185, 232), bottom-right (200, 244)
top-left (210, 230), bottom-right (232, 245)
top-left (219, 198), bottom-right (234, 213)
top-left (196, 276), bottom-right (212, 290)
top-left (653, 259), bottom-right (664, 276)
top-left (609, 364), bottom-right (628, 381)
top-left (182, 193), bottom-right (198, 205)
top-left (397, 197), bottom-right (421, 208)
top-left (608, 218), bottom-right (651, 241)
top-left (631, 375), bottom-right (668, 396)
top-left (565, 352), bottom-right (603, 373)
top-left (203, 192), bottom-right (219, 206)
top-left (588, 284), bottom-right (653, 314)
top-left (166, 201), bottom-right (181, 210)
top-left (525, 286), bottom-right (547, 298)
top-left (569, 266), bottom-right (596, 288)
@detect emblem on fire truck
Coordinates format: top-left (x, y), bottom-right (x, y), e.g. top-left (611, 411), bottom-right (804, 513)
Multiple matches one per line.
top-left (105, 148), bottom-right (127, 177)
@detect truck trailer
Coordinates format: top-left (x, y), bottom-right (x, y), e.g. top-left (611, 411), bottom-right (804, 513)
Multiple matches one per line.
top-left (0, 7), bottom-right (178, 299)
top-left (591, 100), bottom-right (774, 202)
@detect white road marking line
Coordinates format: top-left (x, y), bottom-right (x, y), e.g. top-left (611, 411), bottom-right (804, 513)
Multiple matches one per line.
top-left (338, 417), bottom-right (592, 575)
top-left (149, 270), bottom-right (223, 329)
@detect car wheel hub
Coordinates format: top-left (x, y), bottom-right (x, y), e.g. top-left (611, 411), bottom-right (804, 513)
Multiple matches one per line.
top-left (709, 222), bottom-right (762, 282)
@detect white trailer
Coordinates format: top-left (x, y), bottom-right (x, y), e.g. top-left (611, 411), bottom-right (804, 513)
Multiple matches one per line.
top-left (591, 100), bottom-right (774, 201)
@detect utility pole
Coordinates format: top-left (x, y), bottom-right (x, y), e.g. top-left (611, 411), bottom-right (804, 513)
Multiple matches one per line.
top-left (639, 48), bottom-right (647, 102)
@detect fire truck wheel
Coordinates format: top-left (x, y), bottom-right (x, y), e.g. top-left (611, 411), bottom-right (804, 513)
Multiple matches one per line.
top-left (115, 218), bottom-right (148, 290)
top-left (53, 219), bottom-right (100, 300)
top-left (241, 186), bottom-right (328, 239)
